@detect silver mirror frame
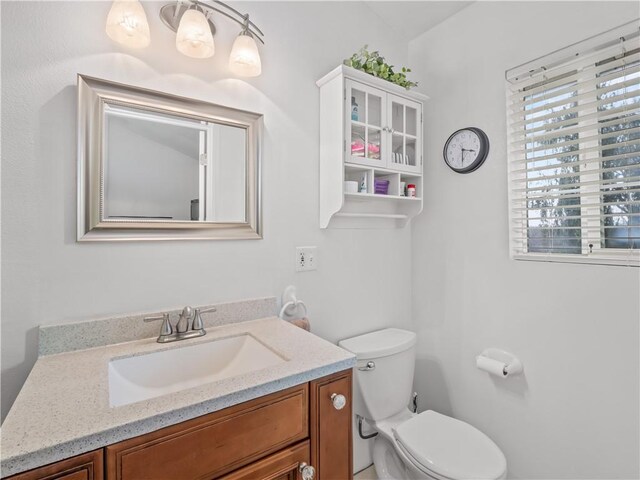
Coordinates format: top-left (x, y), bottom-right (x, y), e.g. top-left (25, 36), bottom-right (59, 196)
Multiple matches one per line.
top-left (77, 74), bottom-right (262, 241)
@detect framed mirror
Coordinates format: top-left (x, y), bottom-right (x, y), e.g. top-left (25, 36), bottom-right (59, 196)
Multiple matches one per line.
top-left (77, 75), bottom-right (262, 241)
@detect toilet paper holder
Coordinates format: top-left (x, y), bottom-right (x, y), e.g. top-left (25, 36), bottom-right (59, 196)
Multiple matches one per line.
top-left (476, 348), bottom-right (523, 377)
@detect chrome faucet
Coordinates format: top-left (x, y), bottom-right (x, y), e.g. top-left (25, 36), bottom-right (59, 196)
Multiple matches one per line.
top-left (175, 306), bottom-right (193, 334)
top-left (144, 306), bottom-right (216, 343)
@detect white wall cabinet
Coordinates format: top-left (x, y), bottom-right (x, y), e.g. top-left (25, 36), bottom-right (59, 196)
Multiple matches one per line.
top-left (318, 65), bottom-right (428, 228)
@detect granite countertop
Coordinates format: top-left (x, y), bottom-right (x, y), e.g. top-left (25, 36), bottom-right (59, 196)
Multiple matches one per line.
top-left (0, 317), bottom-right (356, 477)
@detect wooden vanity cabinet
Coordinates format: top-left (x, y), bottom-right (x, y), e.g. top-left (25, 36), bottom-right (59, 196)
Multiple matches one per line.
top-left (6, 450), bottom-right (103, 480)
top-left (105, 384), bottom-right (310, 480)
top-left (219, 441), bottom-right (310, 480)
top-left (311, 371), bottom-right (353, 480)
top-left (6, 370), bottom-right (352, 480)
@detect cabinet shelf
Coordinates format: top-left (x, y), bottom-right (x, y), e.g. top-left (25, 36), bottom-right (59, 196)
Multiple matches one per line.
top-left (350, 120), bottom-right (381, 130)
top-left (344, 192), bottom-right (421, 201)
top-left (394, 133), bottom-right (417, 140)
top-left (318, 65), bottom-right (428, 228)
top-left (335, 212), bottom-right (408, 219)
top-left (344, 162), bottom-right (423, 176)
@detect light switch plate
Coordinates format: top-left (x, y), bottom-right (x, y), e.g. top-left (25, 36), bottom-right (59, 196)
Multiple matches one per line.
top-left (296, 246), bottom-right (317, 272)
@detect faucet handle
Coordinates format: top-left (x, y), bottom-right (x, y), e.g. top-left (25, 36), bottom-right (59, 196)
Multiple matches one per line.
top-left (192, 307), bottom-right (216, 331)
top-left (144, 313), bottom-right (173, 337)
top-left (192, 309), bottom-right (204, 331)
top-left (159, 313), bottom-right (173, 336)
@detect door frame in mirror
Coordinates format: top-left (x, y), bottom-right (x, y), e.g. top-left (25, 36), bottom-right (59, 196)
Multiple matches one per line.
top-left (77, 74), bottom-right (263, 241)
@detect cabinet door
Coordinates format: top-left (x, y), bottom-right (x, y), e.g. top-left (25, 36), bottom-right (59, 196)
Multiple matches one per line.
top-left (6, 450), bottom-right (103, 480)
top-left (345, 80), bottom-right (387, 169)
top-left (310, 370), bottom-right (353, 480)
top-left (219, 441), bottom-right (310, 480)
top-left (388, 94), bottom-right (422, 174)
top-left (106, 384), bottom-right (308, 480)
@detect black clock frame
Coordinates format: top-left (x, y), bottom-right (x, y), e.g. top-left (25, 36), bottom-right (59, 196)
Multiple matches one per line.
top-left (443, 127), bottom-right (490, 174)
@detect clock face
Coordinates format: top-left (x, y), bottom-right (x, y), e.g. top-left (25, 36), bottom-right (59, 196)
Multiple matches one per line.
top-left (443, 127), bottom-right (489, 173)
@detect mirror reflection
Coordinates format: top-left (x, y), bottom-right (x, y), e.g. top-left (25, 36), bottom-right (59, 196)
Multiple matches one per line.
top-left (103, 104), bottom-right (247, 224)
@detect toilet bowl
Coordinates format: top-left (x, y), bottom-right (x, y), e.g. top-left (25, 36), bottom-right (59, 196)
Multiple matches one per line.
top-left (339, 329), bottom-right (507, 480)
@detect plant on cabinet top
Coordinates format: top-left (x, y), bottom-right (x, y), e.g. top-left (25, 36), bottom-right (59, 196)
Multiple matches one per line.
top-left (344, 45), bottom-right (418, 90)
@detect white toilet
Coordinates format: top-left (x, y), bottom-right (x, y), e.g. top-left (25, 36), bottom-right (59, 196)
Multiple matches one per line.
top-left (339, 328), bottom-right (507, 480)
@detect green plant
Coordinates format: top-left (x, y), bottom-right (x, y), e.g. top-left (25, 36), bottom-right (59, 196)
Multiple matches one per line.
top-left (344, 45), bottom-right (418, 90)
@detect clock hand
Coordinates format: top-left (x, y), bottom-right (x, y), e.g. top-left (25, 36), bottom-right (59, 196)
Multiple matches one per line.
top-left (461, 148), bottom-right (476, 153)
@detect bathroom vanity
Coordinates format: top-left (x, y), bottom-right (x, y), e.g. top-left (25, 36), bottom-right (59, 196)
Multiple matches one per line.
top-left (5, 370), bottom-right (351, 480)
top-left (1, 301), bottom-right (355, 480)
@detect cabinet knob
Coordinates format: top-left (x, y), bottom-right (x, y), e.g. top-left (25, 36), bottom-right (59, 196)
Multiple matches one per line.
top-left (331, 393), bottom-right (347, 410)
top-left (299, 462), bottom-right (316, 480)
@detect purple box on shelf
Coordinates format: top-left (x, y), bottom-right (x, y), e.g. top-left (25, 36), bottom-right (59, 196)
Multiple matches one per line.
top-left (374, 179), bottom-right (389, 195)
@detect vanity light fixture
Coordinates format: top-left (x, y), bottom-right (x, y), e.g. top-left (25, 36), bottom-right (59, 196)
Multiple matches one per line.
top-left (176, 7), bottom-right (215, 58)
top-left (105, 0), bottom-right (151, 49)
top-left (105, 0), bottom-right (265, 77)
top-left (229, 17), bottom-right (262, 77)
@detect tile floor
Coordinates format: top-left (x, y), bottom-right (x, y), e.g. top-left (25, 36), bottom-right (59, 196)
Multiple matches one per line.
top-left (354, 465), bottom-right (377, 479)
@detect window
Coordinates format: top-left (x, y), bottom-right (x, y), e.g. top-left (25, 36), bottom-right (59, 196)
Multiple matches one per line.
top-left (506, 21), bottom-right (640, 266)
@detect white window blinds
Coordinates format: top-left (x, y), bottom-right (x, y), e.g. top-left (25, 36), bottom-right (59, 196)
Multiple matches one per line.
top-left (506, 20), bottom-right (640, 266)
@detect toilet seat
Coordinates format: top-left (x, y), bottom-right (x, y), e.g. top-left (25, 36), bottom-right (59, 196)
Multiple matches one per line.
top-left (392, 411), bottom-right (507, 480)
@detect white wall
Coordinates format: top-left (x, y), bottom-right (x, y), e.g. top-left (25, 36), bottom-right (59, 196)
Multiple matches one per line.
top-left (409, 3), bottom-right (640, 479)
top-left (0, 1), bottom-right (414, 420)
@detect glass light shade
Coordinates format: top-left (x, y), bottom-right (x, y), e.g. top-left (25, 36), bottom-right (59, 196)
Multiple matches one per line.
top-left (229, 33), bottom-right (262, 77)
top-left (176, 9), bottom-right (215, 59)
top-left (105, 0), bottom-right (150, 49)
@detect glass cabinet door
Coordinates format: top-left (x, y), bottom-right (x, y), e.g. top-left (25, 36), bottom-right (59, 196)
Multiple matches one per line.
top-left (346, 80), bottom-right (387, 168)
top-left (388, 95), bottom-right (421, 173)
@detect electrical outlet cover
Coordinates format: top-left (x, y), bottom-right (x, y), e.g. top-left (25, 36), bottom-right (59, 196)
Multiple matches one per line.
top-left (296, 246), bottom-right (317, 272)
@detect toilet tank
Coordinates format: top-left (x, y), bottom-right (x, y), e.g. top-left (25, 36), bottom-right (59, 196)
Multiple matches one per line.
top-left (339, 328), bottom-right (416, 422)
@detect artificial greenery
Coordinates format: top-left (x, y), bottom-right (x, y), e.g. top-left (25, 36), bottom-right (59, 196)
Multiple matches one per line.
top-left (344, 46), bottom-right (418, 90)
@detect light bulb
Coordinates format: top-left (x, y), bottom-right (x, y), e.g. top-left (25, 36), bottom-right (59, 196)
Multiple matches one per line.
top-left (105, 0), bottom-right (150, 49)
top-left (229, 33), bottom-right (262, 77)
top-left (176, 9), bottom-right (215, 59)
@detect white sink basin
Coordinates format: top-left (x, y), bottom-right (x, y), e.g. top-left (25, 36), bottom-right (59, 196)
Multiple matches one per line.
top-left (108, 334), bottom-right (286, 407)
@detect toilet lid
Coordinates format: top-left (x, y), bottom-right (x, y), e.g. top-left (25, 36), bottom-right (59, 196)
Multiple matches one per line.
top-left (338, 328), bottom-right (416, 360)
top-left (393, 411), bottom-right (506, 480)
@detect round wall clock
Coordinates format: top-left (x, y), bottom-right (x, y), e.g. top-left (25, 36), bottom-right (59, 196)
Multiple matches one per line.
top-left (443, 127), bottom-right (490, 173)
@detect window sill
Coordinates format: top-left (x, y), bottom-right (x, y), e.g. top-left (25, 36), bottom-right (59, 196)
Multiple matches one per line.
top-left (512, 253), bottom-right (639, 267)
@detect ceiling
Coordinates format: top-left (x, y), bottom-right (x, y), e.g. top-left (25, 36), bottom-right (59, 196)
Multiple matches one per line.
top-left (364, 1), bottom-right (473, 42)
